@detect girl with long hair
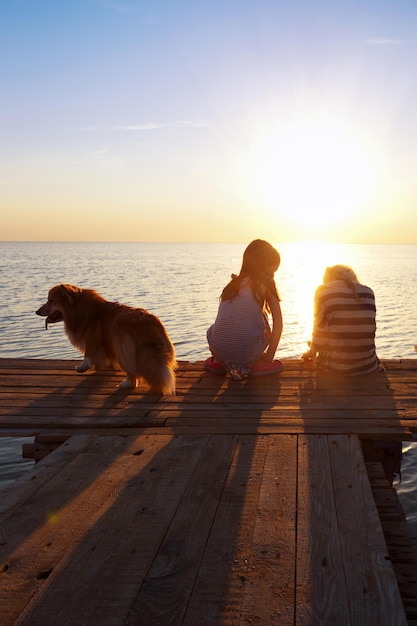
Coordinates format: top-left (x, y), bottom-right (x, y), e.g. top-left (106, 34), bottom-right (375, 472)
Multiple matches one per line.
top-left (205, 239), bottom-right (283, 380)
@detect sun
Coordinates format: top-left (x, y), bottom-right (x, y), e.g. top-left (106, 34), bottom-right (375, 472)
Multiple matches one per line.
top-left (250, 113), bottom-right (374, 232)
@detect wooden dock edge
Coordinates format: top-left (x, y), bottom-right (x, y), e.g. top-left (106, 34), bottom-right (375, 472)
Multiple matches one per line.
top-left (366, 462), bottom-right (417, 625)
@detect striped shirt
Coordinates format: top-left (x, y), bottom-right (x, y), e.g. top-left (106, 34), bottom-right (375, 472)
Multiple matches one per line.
top-left (207, 279), bottom-right (270, 374)
top-left (312, 279), bottom-right (380, 375)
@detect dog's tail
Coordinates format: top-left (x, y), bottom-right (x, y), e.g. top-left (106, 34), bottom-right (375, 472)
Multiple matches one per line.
top-left (116, 314), bottom-right (177, 394)
top-left (156, 361), bottom-right (176, 396)
top-left (136, 350), bottom-right (176, 395)
top-left (142, 320), bottom-right (176, 395)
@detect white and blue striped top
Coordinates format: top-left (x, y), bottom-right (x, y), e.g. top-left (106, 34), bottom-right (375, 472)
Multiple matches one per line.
top-left (207, 279), bottom-right (270, 376)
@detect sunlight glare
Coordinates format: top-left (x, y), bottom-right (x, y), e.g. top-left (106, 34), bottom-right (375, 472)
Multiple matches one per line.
top-left (252, 114), bottom-right (374, 232)
top-left (278, 241), bottom-right (354, 356)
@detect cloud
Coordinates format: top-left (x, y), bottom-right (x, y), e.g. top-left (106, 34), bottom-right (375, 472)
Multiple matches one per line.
top-left (362, 38), bottom-right (404, 46)
top-left (114, 121), bottom-right (207, 131)
top-left (84, 121), bottom-right (207, 131)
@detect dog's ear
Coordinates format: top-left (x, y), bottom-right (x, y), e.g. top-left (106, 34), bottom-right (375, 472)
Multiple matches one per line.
top-left (59, 284), bottom-right (82, 305)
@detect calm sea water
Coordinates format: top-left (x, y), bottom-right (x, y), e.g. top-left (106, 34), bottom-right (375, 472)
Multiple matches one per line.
top-left (1, 241), bottom-right (416, 541)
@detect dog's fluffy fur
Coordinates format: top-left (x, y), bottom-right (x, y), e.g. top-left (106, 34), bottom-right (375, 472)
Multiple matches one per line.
top-left (36, 284), bottom-right (176, 394)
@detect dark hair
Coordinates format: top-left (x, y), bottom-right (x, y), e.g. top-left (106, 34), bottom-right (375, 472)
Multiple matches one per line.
top-left (221, 239), bottom-right (280, 308)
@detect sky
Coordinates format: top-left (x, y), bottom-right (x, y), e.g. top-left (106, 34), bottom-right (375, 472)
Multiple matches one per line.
top-left (2, 0), bottom-right (417, 243)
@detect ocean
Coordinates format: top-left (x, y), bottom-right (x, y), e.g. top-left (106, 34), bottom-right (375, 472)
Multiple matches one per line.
top-left (1, 241), bottom-right (416, 543)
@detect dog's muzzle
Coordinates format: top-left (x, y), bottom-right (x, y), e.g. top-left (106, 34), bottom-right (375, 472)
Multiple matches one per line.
top-left (36, 307), bottom-right (63, 330)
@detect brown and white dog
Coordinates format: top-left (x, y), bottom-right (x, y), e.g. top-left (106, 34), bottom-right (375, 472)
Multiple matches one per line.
top-left (36, 284), bottom-right (176, 394)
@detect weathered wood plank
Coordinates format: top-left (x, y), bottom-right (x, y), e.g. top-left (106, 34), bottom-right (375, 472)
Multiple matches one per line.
top-left (328, 435), bottom-right (407, 626)
top-left (16, 434), bottom-right (212, 626)
top-left (1, 421), bottom-right (413, 440)
top-left (2, 384), bottom-right (416, 400)
top-left (0, 401), bottom-right (409, 418)
top-left (2, 391), bottom-right (413, 408)
top-left (296, 434), bottom-right (351, 625)
top-left (125, 434), bottom-right (238, 625)
top-left (0, 383), bottom-right (404, 401)
top-left (0, 419), bottom-right (414, 437)
top-left (0, 434), bottom-right (175, 624)
top-left (1, 423), bottom-right (413, 444)
top-left (162, 416), bottom-right (414, 436)
top-left (0, 435), bottom-right (92, 516)
top-left (182, 435), bottom-right (269, 625)
top-left (237, 434), bottom-right (297, 625)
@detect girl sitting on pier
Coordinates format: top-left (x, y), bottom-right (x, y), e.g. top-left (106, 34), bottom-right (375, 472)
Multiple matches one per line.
top-left (205, 239), bottom-right (283, 380)
top-left (303, 264), bottom-right (381, 375)
top-left (303, 264), bottom-right (401, 483)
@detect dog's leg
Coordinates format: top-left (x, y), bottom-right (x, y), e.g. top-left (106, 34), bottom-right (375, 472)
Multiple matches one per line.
top-left (119, 377), bottom-right (137, 389)
top-left (76, 356), bottom-right (92, 373)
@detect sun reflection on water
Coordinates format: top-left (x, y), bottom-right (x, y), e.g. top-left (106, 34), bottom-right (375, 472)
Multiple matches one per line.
top-left (276, 241), bottom-right (352, 357)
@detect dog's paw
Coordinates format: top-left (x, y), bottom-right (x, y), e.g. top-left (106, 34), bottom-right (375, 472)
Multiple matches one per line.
top-left (76, 357), bottom-right (91, 373)
top-left (119, 377), bottom-right (137, 389)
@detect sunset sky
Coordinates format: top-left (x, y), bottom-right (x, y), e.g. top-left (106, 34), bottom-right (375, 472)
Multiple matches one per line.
top-left (2, 0), bottom-right (417, 243)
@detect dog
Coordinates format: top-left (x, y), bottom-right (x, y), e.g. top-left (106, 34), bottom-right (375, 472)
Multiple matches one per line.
top-left (36, 284), bottom-right (176, 394)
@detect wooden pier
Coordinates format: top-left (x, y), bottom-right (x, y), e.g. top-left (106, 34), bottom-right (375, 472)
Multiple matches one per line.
top-left (0, 357), bottom-right (417, 625)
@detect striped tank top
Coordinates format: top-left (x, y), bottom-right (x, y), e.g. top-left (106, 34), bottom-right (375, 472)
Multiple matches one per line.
top-left (207, 280), bottom-right (270, 371)
top-left (312, 279), bottom-right (380, 375)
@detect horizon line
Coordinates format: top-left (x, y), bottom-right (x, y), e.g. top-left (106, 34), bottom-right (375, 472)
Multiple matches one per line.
top-left (1, 240), bottom-right (416, 246)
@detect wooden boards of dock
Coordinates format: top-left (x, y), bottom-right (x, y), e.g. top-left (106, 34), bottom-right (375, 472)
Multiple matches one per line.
top-left (0, 431), bottom-right (410, 625)
top-left (0, 357), bottom-right (416, 437)
top-left (0, 358), bottom-right (416, 624)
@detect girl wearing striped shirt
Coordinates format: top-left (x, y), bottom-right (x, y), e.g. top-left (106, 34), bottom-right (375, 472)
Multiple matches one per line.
top-left (304, 264), bottom-right (381, 375)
